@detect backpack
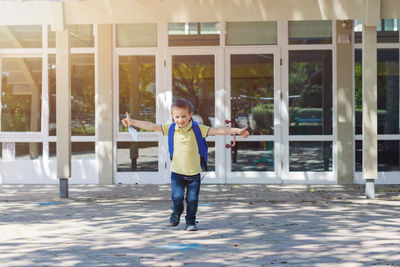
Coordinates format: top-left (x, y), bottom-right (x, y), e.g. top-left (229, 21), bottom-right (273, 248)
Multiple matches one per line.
top-left (168, 121), bottom-right (208, 171)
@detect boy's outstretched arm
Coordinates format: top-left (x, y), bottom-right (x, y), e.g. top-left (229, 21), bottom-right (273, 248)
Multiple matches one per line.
top-left (122, 112), bottom-right (162, 132)
top-left (208, 126), bottom-right (249, 138)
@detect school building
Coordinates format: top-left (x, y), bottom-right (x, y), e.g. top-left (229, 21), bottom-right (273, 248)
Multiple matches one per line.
top-left (0, 0), bottom-right (399, 189)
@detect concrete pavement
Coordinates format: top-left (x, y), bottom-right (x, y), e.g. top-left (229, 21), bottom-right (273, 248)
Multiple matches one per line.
top-left (1, 184), bottom-right (400, 266)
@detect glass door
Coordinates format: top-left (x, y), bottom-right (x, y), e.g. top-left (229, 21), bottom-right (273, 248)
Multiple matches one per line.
top-left (282, 50), bottom-right (335, 183)
top-left (115, 53), bottom-right (164, 184)
top-left (224, 47), bottom-right (281, 183)
top-left (166, 48), bottom-right (222, 183)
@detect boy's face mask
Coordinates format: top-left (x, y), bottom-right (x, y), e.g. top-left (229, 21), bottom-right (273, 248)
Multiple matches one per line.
top-left (128, 126), bottom-right (139, 141)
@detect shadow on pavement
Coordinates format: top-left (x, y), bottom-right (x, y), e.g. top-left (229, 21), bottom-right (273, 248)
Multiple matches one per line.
top-left (0, 184), bottom-right (400, 266)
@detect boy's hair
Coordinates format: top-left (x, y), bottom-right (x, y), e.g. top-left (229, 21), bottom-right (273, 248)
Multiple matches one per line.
top-left (171, 98), bottom-right (193, 113)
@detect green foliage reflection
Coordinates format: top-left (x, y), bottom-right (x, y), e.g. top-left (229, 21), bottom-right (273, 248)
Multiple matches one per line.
top-left (289, 51), bottom-right (332, 135)
top-left (1, 58), bottom-right (42, 132)
top-left (231, 54), bottom-right (274, 135)
top-left (172, 55), bottom-right (215, 126)
top-left (119, 56), bottom-right (156, 132)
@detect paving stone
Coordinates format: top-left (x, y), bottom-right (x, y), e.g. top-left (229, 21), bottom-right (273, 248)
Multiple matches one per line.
top-left (0, 184), bottom-right (400, 266)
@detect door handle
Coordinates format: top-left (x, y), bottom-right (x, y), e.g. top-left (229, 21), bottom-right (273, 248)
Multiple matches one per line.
top-left (225, 119), bottom-right (236, 148)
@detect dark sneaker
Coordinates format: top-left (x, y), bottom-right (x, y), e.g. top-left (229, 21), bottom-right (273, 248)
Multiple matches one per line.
top-left (185, 224), bottom-right (198, 231)
top-left (169, 213), bottom-right (180, 227)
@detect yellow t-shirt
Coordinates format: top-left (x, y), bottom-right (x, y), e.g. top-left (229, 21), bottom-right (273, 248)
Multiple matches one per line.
top-left (162, 120), bottom-right (210, 176)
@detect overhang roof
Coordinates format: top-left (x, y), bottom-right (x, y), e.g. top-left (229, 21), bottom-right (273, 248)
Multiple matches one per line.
top-left (0, 0), bottom-right (399, 30)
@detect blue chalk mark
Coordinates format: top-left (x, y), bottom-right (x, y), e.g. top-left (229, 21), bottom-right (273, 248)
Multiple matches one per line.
top-left (198, 203), bottom-right (211, 206)
top-left (159, 244), bottom-right (201, 251)
top-left (34, 202), bottom-right (60, 205)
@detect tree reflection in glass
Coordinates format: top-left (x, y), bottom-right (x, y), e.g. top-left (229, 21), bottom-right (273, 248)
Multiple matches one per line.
top-left (354, 49), bottom-right (399, 135)
top-left (1, 58), bottom-right (42, 132)
top-left (230, 54), bottom-right (274, 135)
top-left (289, 50), bottom-right (332, 135)
top-left (172, 55), bottom-right (215, 126)
top-left (48, 54), bottom-right (95, 136)
top-left (119, 56), bottom-right (156, 132)
top-left (70, 55), bottom-right (95, 136)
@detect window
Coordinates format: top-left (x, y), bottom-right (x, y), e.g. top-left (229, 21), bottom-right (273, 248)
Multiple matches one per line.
top-left (0, 142), bottom-right (42, 160)
top-left (356, 141), bottom-right (400, 171)
top-left (226, 22), bottom-right (277, 45)
top-left (354, 49), bottom-right (400, 134)
top-left (49, 142), bottom-right (96, 159)
top-left (48, 54), bottom-right (95, 136)
top-left (290, 141), bottom-right (332, 171)
top-left (116, 24), bottom-right (157, 47)
top-left (354, 19), bottom-right (400, 43)
top-left (1, 58), bottom-right (42, 132)
top-left (168, 23), bottom-right (220, 46)
top-left (231, 141), bottom-right (274, 172)
top-left (117, 142), bottom-right (158, 172)
top-left (230, 54), bottom-right (274, 135)
top-left (289, 50), bottom-right (333, 135)
top-left (172, 55), bottom-right (215, 125)
top-left (119, 56), bottom-right (156, 132)
top-left (289, 21), bottom-right (332, 44)
top-left (0, 25), bottom-right (42, 48)
top-left (48, 25), bottom-right (94, 48)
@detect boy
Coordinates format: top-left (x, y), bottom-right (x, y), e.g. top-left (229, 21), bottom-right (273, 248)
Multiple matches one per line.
top-left (122, 98), bottom-right (249, 231)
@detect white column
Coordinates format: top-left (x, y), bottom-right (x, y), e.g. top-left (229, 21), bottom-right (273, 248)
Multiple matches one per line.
top-left (56, 28), bottom-right (71, 196)
top-left (362, 0), bottom-right (380, 198)
top-left (362, 24), bottom-right (378, 192)
top-left (96, 24), bottom-right (113, 184)
top-left (336, 20), bottom-right (353, 184)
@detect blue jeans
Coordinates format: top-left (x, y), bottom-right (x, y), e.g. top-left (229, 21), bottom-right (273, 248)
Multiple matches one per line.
top-left (170, 172), bottom-right (201, 225)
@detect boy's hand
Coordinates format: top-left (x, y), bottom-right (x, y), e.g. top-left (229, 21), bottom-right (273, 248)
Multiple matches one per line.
top-left (238, 126), bottom-right (250, 138)
top-left (122, 112), bottom-right (132, 127)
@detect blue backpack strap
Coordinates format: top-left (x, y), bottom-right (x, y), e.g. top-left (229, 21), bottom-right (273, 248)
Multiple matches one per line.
top-left (168, 123), bottom-right (176, 160)
top-left (192, 121), bottom-right (208, 171)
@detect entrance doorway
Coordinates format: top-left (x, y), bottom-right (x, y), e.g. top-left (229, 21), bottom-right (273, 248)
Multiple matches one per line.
top-left (224, 47), bottom-right (281, 183)
top-left (115, 46), bottom-right (335, 184)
